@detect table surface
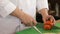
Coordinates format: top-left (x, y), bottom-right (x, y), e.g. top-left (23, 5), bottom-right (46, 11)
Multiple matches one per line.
top-left (16, 22), bottom-right (60, 34)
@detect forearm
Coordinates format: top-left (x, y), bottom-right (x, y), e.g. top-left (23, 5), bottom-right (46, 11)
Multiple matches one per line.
top-left (38, 8), bottom-right (49, 17)
top-left (37, 0), bottom-right (49, 17)
top-left (11, 7), bottom-right (25, 19)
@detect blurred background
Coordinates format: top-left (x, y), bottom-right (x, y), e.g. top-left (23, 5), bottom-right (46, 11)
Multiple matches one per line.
top-left (48, 0), bottom-right (60, 17)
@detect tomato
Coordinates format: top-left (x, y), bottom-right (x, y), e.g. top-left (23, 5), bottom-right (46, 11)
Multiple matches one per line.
top-left (44, 21), bottom-right (54, 30)
top-left (44, 21), bottom-right (54, 26)
top-left (44, 25), bottom-right (51, 30)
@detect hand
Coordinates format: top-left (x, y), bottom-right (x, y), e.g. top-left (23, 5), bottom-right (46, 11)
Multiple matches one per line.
top-left (11, 7), bottom-right (37, 26)
top-left (20, 13), bottom-right (37, 26)
top-left (39, 8), bottom-right (55, 24)
top-left (42, 15), bottom-right (55, 25)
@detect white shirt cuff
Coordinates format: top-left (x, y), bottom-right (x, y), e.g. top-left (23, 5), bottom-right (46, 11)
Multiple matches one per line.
top-left (37, 0), bottom-right (49, 11)
top-left (0, 2), bottom-right (16, 17)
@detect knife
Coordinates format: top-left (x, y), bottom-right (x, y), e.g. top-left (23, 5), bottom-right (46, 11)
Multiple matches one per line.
top-left (33, 26), bottom-right (42, 34)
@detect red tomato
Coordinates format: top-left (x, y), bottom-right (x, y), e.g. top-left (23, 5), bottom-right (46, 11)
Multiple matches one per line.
top-left (44, 21), bottom-right (54, 30)
top-left (44, 25), bottom-right (51, 30)
top-left (44, 21), bottom-right (54, 26)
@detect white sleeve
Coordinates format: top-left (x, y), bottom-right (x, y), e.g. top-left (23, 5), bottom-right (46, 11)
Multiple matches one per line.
top-left (0, 0), bottom-right (16, 17)
top-left (36, 0), bottom-right (49, 11)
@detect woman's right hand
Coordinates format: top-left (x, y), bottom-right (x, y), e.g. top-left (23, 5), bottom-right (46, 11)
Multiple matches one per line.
top-left (11, 7), bottom-right (37, 26)
top-left (20, 13), bottom-right (37, 26)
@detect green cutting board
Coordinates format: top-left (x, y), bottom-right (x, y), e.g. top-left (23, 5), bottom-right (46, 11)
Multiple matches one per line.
top-left (16, 23), bottom-right (60, 34)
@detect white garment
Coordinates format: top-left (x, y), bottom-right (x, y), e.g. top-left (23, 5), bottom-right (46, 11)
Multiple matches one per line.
top-left (0, 0), bottom-right (48, 34)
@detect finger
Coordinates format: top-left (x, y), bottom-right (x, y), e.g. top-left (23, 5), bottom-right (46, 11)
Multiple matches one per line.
top-left (32, 19), bottom-right (37, 26)
top-left (24, 23), bottom-right (32, 26)
top-left (42, 18), bottom-right (46, 23)
top-left (49, 15), bottom-right (56, 25)
top-left (30, 22), bottom-right (33, 26)
top-left (22, 21), bottom-right (29, 26)
top-left (26, 21), bottom-right (33, 26)
top-left (52, 17), bottom-right (56, 24)
top-left (23, 22), bottom-right (28, 26)
top-left (48, 15), bottom-right (53, 22)
top-left (27, 21), bottom-right (33, 26)
top-left (50, 16), bottom-right (55, 23)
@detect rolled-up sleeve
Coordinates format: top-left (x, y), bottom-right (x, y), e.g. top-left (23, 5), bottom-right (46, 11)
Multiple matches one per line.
top-left (0, 0), bottom-right (16, 17)
top-left (36, 0), bottom-right (49, 11)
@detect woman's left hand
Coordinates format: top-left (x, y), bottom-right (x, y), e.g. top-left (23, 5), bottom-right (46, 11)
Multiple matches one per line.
top-left (42, 15), bottom-right (55, 25)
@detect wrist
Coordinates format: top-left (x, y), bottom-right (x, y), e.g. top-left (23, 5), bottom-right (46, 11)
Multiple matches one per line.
top-left (42, 12), bottom-right (48, 18)
top-left (38, 8), bottom-right (49, 17)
